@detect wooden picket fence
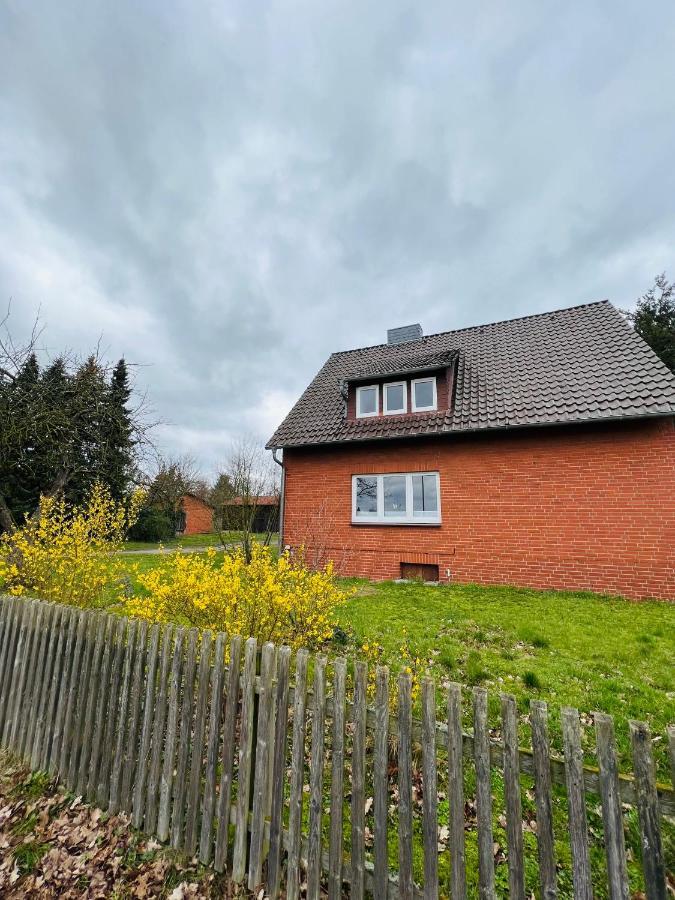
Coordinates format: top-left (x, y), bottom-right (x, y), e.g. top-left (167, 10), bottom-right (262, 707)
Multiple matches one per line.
top-left (0, 594), bottom-right (672, 899)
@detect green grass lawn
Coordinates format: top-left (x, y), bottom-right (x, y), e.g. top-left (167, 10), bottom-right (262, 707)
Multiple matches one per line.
top-left (336, 579), bottom-right (675, 779)
top-left (117, 554), bottom-right (674, 778)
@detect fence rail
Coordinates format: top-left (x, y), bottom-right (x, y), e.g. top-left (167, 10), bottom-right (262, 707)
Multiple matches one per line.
top-left (0, 595), bottom-right (672, 899)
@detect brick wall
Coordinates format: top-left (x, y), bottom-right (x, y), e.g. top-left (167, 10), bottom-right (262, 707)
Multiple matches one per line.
top-left (180, 495), bottom-right (214, 535)
top-left (282, 417), bottom-right (675, 600)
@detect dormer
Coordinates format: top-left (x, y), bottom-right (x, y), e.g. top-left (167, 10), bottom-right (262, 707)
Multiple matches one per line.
top-left (346, 362), bottom-right (456, 421)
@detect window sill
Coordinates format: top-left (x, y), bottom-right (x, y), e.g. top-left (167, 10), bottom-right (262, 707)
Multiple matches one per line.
top-left (351, 518), bottom-right (442, 527)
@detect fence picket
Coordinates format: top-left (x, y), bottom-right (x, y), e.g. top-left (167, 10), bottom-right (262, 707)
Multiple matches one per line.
top-left (87, 614), bottom-right (115, 796)
top-left (595, 712), bottom-right (629, 900)
top-left (351, 660), bottom-right (368, 900)
top-left (327, 656), bottom-right (347, 900)
top-left (286, 648), bottom-right (309, 900)
top-left (109, 617), bottom-right (138, 813)
top-left (307, 655), bottom-right (327, 900)
top-left (171, 627), bottom-right (198, 849)
top-left (232, 636), bottom-right (258, 883)
top-left (70, 612), bottom-right (100, 790)
top-left (0, 602), bottom-right (9, 721)
top-left (133, 623), bottom-right (161, 828)
top-left (121, 619), bottom-right (148, 812)
top-left (9, 600), bottom-right (38, 752)
top-left (0, 599), bottom-right (14, 717)
top-left (373, 666), bottom-right (389, 900)
top-left (16, 601), bottom-right (43, 756)
top-left (268, 644), bottom-right (291, 899)
top-left (214, 633), bottom-right (243, 873)
top-left (422, 678), bottom-right (439, 900)
top-left (447, 683), bottom-right (467, 900)
top-left (145, 624), bottom-right (174, 831)
top-left (0, 599), bottom-right (20, 734)
top-left (53, 608), bottom-right (82, 776)
top-left (473, 687), bottom-right (495, 900)
top-left (41, 605), bottom-right (71, 771)
top-left (145, 625), bottom-right (175, 833)
top-left (668, 724), bottom-right (675, 788)
top-left (22, 602), bottom-right (50, 759)
top-left (398, 670), bottom-right (414, 900)
top-left (265, 647), bottom-right (279, 824)
top-left (199, 631), bottom-right (226, 864)
top-left (77, 613), bottom-right (109, 797)
top-left (63, 611), bottom-right (90, 786)
top-left (249, 641), bottom-right (276, 890)
top-left (500, 694), bottom-right (524, 900)
top-left (97, 616), bottom-right (127, 807)
top-left (530, 700), bottom-right (557, 900)
top-left (629, 721), bottom-right (666, 900)
top-left (185, 630), bottom-right (214, 855)
top-left (32, 604), bottom-right (61, 769)
top-left (158, 626), bottom-right (184, 842)
top-left (29, 603), bottom-right (55, 760)
top-left (2, 600), bottom-right (31, 746)
top-left (26, 602), bottom-right (53, 764)
top-left (561, 707), bottom-right (592, 900)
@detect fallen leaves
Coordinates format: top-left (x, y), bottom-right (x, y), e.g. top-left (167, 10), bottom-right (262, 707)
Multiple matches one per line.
top-left (0, 750), bottom-right (245, 899)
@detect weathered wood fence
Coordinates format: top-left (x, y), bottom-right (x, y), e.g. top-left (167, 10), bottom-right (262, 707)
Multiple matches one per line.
top-left (0, 594), bottom-right (672, 899)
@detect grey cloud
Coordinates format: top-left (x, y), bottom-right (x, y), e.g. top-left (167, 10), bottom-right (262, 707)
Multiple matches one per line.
top-left (1, 0), bottom-right (674, 475)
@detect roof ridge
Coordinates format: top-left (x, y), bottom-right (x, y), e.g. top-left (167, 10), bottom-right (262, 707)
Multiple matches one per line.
top-left (332, 299), bottom-right (612, 357)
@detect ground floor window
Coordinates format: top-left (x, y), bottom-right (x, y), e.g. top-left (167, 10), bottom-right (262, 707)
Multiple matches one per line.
top-left (352, 472), bottom-right (440, 524)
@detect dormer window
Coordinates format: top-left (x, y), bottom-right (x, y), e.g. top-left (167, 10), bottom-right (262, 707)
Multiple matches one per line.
top-left (383, 381), bottom-right (407, 415)
top-left (412, 377), bottom-right (437, 412)
top-left (356, 384), bottom-right (379, 418)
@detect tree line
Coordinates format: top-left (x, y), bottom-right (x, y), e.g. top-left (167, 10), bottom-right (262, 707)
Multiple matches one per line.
top-left (0, 313), bottom-right (139, 533)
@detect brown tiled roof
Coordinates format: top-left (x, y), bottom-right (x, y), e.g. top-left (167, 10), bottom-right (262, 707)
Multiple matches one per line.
top-left (267, 301), bottom-right (675, 448)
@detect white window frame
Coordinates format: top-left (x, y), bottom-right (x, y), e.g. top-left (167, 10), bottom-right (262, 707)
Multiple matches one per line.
top-left (411, 376), bottom-right (437, 412)
top-left (352, 472), bottom-right (441, 525)
top-left (355, 384), bottom-right (379, 418)
top-left (383, 380), bottom-right (407, 415)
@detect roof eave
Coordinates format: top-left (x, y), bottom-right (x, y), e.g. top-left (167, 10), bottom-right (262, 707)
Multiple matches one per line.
top-left (267, 407), bottom-right (675, 450)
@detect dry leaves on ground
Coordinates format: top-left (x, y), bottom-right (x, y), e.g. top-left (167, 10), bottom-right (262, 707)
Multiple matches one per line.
top-left (0, 750), bottom-right (250, 899)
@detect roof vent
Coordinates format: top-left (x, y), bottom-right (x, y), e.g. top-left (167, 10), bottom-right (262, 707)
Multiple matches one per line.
top-left (387, 323), bottom-right (423, 345)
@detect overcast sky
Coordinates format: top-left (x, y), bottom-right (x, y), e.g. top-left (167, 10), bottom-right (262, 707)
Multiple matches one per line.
top-left (2, 1), bottom-right (674, 477)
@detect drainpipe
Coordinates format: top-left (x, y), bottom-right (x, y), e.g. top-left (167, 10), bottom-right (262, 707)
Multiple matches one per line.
top-left (271, 447), bottom-right (285, 551)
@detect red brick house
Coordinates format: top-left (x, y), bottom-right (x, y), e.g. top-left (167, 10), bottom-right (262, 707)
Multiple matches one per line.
top-left (267, 302), bottom-right (675, 600)
top-left (176, 494), bottom-right (214, 536)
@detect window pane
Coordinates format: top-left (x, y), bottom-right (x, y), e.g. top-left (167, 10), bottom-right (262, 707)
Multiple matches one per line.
top-left (414, 379), bottom-right (434, 409)
top-left (385, 383), bottom-right (404, 412)
top-left (383, 475), bottom-right (406, 516)
top-left (412, 474), bottom-right (438, 515)
top-left (358, 387), bottom-right (377, 415)
top-left (355, 476), bottom-right (377, 514)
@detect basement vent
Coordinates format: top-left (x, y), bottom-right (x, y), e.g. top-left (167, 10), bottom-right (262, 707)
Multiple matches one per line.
top-left (400, 562), bottom-right (439, 582)
top-left (387, 323), bottom-right (423, 345)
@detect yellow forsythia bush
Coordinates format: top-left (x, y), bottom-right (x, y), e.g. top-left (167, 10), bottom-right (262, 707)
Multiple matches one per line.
top-left (125, 543), bottom-right (348, 650)
top-left (0, 483), bottom-right (144, 608)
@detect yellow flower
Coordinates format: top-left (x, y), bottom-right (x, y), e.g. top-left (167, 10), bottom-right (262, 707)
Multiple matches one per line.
top-left (124, 542), bottom-right (350, 651)
top-left (0, 482), bottom-right (143, 609)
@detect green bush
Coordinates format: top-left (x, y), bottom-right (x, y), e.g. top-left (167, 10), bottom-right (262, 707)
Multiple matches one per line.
top-left (127, 507), bottom-right (175, 543)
